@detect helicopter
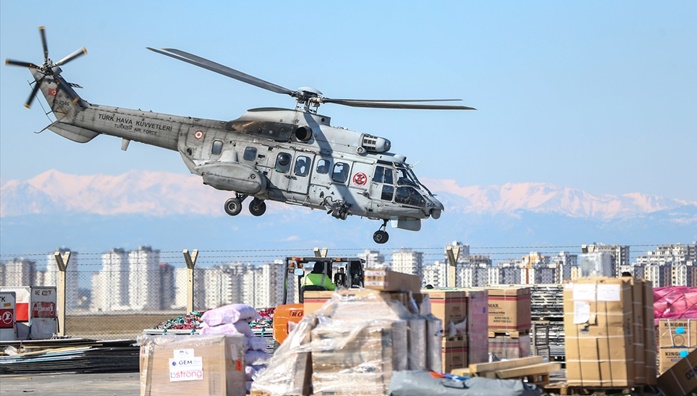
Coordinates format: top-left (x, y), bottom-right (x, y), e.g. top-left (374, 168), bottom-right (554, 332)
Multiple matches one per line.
top-left (6, 26), bottom-right (474, 244)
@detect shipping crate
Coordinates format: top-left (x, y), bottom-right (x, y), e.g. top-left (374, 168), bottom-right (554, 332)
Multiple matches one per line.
top-left (658, 318), bottom-right (697, 348)
top-left (303, 289), bottom-right (409, 316)
top-left (487, 287), bottom-right (531, 332)
top-left (488, 333), bottom-right (531, 359)
top-left (658, 347), bottom-right (697, 396)
top-left (564, 277), bottom-right (635, 387)
top-left (442, 337), bottom-right (467, 373)
top-left (364, 269), bottom-right (422, 294)
top-left (659, 346), bottom-right (696, 375)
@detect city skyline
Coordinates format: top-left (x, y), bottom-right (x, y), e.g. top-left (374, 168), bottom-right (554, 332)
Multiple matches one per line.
top-left (2, 242), bottom-right (694, 312)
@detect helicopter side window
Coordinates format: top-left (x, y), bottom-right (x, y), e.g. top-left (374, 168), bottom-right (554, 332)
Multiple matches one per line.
top-left (316, 159), bottom-right (330, 174)
top-left (395, 186), bottom-right (426, 206)
top-left (374, 166), bottom-right (394, 185)
top-left (381, 185), bottom-right (394, 201)
top-left (243, 146), bottom-right (257, 161)
top-left (211, 140), bottom-right (223, 156)
top-left (275, 152), bottom-right (292, 173)
top-left (294, 156), bottom-right (310, 177)
top-left (332, 162), bottom-right (349, 183)
top-left (397, 168), bottom-right (417, 186)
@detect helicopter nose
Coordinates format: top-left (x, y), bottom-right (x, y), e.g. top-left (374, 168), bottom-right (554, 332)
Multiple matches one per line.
top-left (429, 196), bottom-right (444, 219)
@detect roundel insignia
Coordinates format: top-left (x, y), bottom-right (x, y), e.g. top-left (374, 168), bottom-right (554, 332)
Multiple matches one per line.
top-left (194, 130), bottom-right (204, 139)
top-left (352, 172), bottom-right (368, 186)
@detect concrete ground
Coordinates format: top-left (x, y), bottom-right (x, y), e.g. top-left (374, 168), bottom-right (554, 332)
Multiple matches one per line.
top-left (0, 372), bottom-right (140, 396)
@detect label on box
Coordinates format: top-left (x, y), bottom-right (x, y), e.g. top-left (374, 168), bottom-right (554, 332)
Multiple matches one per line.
top-left (574, 301), bottom-right (591, 324)
top-left (596, 284), bottom-right (620, 301)
top-left (169, 356), bottom-right (204, 382)
top-left (572, 283), bottom-right (596, 301)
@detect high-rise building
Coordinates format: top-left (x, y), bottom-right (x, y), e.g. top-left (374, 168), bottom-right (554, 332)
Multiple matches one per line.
top-left (490, 263), bottom-right (521, 285)
top-left (3, 258), bottom-right (35, 286)
top-left (422, 261), bottom-right (446, 288)
top-left (128, 246), bottom-right (161, 310)
top-left (391, 248), bottom-right (423, 278)
top-left (92, 248), bottom-right (130, 312)
top-left (359, 250), bottom-right (386, 269)
top-left (159, 263), bottom-right (175, 310)
top-left (552, 251), bottom-right (577, 282)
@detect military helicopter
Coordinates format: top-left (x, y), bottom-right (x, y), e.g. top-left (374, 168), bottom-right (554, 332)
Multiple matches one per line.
top-left (6, 26), bottom-right (474, 244)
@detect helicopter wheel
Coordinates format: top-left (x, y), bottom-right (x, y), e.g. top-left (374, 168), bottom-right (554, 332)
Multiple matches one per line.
top-left (373, 230), bottom-right (389, 244)
top-left (224, 198), bottom-right (243, 216)
top-left (249, 199), bottom-right (266, 217)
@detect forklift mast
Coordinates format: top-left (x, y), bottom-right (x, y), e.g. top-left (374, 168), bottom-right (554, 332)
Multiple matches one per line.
top-left (282, 256), bottom-right (365, 304)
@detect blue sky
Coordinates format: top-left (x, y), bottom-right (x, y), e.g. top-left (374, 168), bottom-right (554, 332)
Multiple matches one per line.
top-left (1, 1), bottom-right (696, 200)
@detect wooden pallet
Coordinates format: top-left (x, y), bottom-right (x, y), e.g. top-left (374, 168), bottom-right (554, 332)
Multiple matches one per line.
top-left (488, 329), bottom-right (530, 338)
top-left (466, 356), bottom-right (560, 387)
top-left (542, 382), bottom-right (660, 396)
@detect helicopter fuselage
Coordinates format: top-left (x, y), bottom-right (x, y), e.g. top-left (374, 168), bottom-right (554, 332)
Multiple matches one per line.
top-left (35, 69), bottom-right (444, 236)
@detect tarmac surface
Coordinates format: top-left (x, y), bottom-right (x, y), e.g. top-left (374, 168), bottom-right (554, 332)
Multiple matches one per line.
top-left (0, 372), bottom-right (140, 396)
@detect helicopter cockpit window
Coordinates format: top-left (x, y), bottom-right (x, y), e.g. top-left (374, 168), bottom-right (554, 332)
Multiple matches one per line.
top-left (316, 159), bottom-right (330, 174)
top-left (211, 140), bottom-right (223, 156)
top-left (396, 168), bottom-right (417, 186)
top-left (374, 166), bottom-right (394, 185)
top-left (294, 156), bottom-right (310, 177)
top-left (243, 146), bottom-right (257, 161)
top-left (395, 186), bottom-right (426, 206)
top-left (275, 152), bottom-right (292, 173)
top-left (332, 162), bottom-right (350, 183)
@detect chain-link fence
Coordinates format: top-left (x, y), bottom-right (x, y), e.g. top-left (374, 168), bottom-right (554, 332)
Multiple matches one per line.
top-left (0, 244), bottom-right (673, 339)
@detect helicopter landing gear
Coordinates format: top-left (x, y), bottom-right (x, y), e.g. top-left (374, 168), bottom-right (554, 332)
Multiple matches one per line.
top-left (224, 193), bottom-right (247, 216)
top-left (373, 220), bottom-right (389, 244)
top-left (224, 198), bottom-right (242, 216)
top-left (249, 198), bottom-right (266, 216)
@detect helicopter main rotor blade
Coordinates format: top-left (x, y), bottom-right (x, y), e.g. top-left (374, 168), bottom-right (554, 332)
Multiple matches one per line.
top-left (25, 76), bottom-right (45, 108)
top-left (323, 98), bottom-right (476, 110)
top-left (148, 47), bottom-right (294, 96)
top-left (39, 26), bottom-right (49, 62)
top-left (55, 48), bottom-right (87, 67)
top-left (5, 59), bottom-right (41, 69)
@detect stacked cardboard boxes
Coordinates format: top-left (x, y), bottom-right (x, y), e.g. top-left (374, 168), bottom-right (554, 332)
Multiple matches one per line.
top-left (563, 277), bottom-right (656, 387)
top-left (658, 318), bottom-right (697, 374)
top-left (252, 288), bottom-right (441, 396)
top-left (486, 287), bottom-right (531, 359)
top-left (422, 288), bottom-right (488, 372)
top-left (658, 347), bottom-right (697, 396)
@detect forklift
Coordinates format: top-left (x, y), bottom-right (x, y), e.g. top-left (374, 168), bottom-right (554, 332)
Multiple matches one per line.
top-left (273, 256), bottom-right (365, 345)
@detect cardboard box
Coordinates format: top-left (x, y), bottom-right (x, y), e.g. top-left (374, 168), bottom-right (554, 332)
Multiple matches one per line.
top-left (643, 280), bottom-right (657, 385)
top-left (658, 347), bottom-right (697, 396)
top-left (364, 269), bottom-right (422, 293)
top-left (487, 287), bottom-right (531, 332)
top-left (139, 334), bottom-right (245, 396)
top-left (660, 347), bottom-right (695, 374)
top-left (442, 338), bottom-right (467, 372)
top-left (563, 277), bottom-right (635, 387)
top-left (303, 289), bottom-right (409, 317)
top-left (659, 318), bottom-right (697, 348)
top-left (488, 333), bottom-right (531, 359)
top-left (311, 320), bottom-right (404, 395)
top-left (423, 290), bottom-right (467, 326)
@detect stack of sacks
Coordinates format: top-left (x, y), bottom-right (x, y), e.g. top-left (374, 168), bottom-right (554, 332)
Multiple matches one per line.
top-left (199, 304), bottom-right (272, 392)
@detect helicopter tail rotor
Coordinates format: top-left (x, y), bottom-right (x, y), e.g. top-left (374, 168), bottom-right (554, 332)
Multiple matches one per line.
top-left (5, 26), bottom-right (87, 109)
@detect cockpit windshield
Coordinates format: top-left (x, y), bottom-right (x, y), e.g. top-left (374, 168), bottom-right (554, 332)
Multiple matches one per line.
top-left (396, 168), bottom-right (418, 186)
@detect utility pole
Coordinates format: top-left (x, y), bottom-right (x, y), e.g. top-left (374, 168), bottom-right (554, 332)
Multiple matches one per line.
top-left (182, 249), bottom-right (199, 314)
top-left (53, 250), bottom-right (71, 336)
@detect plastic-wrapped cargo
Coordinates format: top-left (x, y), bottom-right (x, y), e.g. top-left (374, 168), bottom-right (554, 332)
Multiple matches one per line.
top-left (138, 333), bottom-right (246, 396)
top-left (252, 288), bottom-right (439, 396)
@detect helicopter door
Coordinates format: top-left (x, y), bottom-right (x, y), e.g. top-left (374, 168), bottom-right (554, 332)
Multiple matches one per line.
top-left (268, 151), bottom-right (294, 192)
top-left (288, 154), bottom-right (315, 194)
top-left (369, 165), bottom-right (396, 205)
